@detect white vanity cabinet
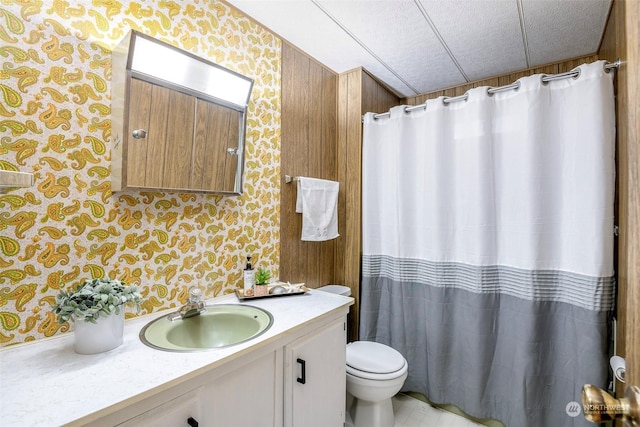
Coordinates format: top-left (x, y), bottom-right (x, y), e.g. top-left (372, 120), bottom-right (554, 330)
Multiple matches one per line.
top-left (102, 349), bottom-right (283, 427)
top-left (204, 347), bottom-right (284, 426)
top-left (206, 316), bottom-right (347, 427)
top-left (117, 387), bottom-right (204, 427)
top-left (91, 317), bottom-right (347, 427)
top-left (0, 292), bottom-right (353, 427)
top-left (284, 318), bottom-right (347, 427)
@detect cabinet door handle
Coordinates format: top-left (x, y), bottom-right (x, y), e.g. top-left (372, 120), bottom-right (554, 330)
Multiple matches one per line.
top-left (132, 129), bottom-right (147, 139)
top-left (187, 416), bottom-right (199, 427)
top-left (296, 358), bottom-right (306, 384)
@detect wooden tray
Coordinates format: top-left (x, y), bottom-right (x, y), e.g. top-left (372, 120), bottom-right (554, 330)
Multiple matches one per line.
top-left (235, 283), bottom-right (308, 300)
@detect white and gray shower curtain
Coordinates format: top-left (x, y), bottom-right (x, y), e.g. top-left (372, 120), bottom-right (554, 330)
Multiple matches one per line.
top-left (360, 61), bottom-right (615, 427)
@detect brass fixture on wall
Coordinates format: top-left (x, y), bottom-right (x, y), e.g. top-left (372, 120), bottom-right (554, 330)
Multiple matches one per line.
top-left (582, 384), bottom-right (640, 425)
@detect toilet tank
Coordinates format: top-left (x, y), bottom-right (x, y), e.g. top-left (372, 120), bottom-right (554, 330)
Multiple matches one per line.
top-left (317, 285), bottom-right (351, 297)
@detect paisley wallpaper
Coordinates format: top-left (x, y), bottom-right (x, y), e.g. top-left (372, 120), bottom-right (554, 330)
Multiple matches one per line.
top-left (0, 0), bottom-right (281, 346)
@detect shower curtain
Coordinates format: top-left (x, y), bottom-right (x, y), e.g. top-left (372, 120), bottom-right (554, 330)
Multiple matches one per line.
top-left (360, 61), bottom-right (615, 427)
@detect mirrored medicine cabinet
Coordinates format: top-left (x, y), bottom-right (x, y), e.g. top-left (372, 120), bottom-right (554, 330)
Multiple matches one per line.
top-left (111, 30), bottom-right (254, 194)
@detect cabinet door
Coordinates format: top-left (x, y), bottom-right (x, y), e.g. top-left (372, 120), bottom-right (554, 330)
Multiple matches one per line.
top-left (162, 89), bottom-right (195, 189)
top-left (193, 99), bottom-right (240, 192)
top-left (126, 77), bottom-right (152, 187)
top-left (117, 387), bottom-right (203, 427)
top-left (284, 319), bottom-right (347, 427)
top-left (127, 78), bottom-right (195, 189)
top-left (205, 348), bottom-right (283, 427)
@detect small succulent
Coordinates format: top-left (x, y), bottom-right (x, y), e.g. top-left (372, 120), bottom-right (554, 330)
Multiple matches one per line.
top-left (255, 267), bottom-right (271, 285)
top-left (52, 278), bottom-right (143, 324)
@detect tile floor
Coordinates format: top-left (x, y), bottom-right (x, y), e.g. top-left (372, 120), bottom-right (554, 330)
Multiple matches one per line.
top-left (392, 393), bottom-right (485, 427)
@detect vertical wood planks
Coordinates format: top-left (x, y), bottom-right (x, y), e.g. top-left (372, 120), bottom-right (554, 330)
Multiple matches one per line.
top-left (598, 0), bottom-right (640, 405)
top-left (622, 0), bottom-right (640, 396)
top-left (279, 42), bottom-right (338, 289)
top-left (337, 68), bottom-right (400, 342)
top-left (599, 0), bottom-right (627, 405)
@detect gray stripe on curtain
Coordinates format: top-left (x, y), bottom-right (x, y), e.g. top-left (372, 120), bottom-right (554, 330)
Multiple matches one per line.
top-left (362, 254), bottom-right (615, 312)
top-left (360, 274), bottom-right (610, 427)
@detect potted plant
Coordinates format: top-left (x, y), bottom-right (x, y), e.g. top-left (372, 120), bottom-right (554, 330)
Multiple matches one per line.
top-left (253, 267), bottom-right (271, 297)
top-left (52, 278), bottom-right (142, 354)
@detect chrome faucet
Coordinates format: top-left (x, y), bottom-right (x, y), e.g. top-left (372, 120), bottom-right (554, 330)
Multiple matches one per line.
top-left (167, 287), bottom-right (206, 321)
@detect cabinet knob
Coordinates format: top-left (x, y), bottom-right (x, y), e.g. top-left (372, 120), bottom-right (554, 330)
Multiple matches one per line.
top-left (226, 147), bottom-right (239, 156)
top-left (187, 416), bottom-right (199, 427)
top-left (132, 129), bottom-right (147, 139)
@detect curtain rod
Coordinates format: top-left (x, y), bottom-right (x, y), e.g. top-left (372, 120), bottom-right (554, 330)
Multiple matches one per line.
top-left (364, 59), bottom-right (621, 122)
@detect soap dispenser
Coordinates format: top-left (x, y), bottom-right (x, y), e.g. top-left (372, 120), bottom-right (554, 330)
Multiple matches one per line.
top-left (243, 256), bottom-right (255, 293)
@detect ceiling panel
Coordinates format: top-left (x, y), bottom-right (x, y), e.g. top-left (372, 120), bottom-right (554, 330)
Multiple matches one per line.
top-left (227, 0), bottom-right (418, 95)
top-left (316, 0), bottom-right (465, 94)
top-left (225, 0), bottom-right (613, 98)
top-left (419, 0), bottom-right (528, 82)
top-left (523, 0), bottom-right (611, 66)
top-left (226, 0), bottom-right (367, 71)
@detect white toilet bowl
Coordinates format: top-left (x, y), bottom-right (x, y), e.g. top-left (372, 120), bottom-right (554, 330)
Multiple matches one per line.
top-left (346, 341), bottom-right (408, 427)
top-left (316, 286), bottom-right (408, 427)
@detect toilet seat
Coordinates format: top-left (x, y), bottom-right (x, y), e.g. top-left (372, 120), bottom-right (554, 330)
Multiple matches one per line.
top-left (346, 341), bottom-right (408, 381)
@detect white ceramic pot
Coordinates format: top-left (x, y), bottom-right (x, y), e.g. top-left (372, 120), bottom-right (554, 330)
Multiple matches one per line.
top-left (74, 311), bottom-right (125, 354)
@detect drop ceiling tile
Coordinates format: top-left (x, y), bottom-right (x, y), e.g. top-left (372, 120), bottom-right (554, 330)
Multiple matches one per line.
top-left (227, 0), bottom-right (612, 98)
top-left (228, 0), bottom-right (435, 95)
top-left (418, 0), bottom-right (528, 82)
top-left (523, 0), bottom-right (611, 66)
top-left (316, 0), bottom-right (466, 93)
top-left (226, 0), bottom-right (373, 73)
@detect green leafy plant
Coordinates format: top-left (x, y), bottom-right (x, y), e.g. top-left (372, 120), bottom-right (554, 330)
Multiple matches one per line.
top-left (52, 278), bottom-right (143, 324)
top-left (255, 267), bottom-right (271, 285)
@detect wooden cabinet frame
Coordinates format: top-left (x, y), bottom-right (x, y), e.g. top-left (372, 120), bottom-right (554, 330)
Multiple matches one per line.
top-left (110, 30), bottom-right (253, 194)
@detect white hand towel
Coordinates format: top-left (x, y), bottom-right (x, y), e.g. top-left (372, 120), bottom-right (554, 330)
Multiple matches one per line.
top-left (295, 177), bottom-right (339, 241)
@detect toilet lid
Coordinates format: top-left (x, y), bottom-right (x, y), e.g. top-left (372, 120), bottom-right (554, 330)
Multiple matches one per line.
top-left (346, 341), bottom-right (406, 374)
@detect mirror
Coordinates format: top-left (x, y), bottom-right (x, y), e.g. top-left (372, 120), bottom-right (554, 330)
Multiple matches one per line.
top-left (111, 30), bottom-right (254, 194)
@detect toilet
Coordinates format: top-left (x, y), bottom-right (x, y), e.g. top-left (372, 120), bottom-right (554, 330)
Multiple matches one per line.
top-left (317, 285), bottom-right (408, 427)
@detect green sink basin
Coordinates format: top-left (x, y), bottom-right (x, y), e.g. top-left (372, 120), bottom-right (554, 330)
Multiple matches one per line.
top-left (140, 304), bottom-right (273, 352)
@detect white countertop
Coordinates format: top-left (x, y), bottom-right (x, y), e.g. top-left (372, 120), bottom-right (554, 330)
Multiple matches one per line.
top-left (0, 290), bottom-right (353, 426)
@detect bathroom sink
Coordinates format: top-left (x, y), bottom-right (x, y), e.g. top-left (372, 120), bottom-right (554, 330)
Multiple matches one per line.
top-left (140, 304), bottom-right (273, 352)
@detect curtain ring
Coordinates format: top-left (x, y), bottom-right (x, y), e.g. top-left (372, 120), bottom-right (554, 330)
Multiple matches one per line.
top-left (542, 68), bottom-right (581, 85)
top-left (442, 93), bottom-right (469, 105)
top-left (487, 81), bottom-right (520, 97)
top-left (572, 67), bottom-right (582, 80)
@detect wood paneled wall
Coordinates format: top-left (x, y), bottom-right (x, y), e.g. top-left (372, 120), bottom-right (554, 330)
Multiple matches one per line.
top-left (600, 0), bottom-right (640, 405)
top-left (404, 54), bottom-right (598, 106)
top-left (361, 71), bottom-right (401, 114)
top-left (622, 0), bottom-right (640, 401)
top-left (337, 68), bottom-right (400, 341)
top-left (599, 0), bottom-right (627, 401)
top-left (279, 42), bottom-right (338, 288)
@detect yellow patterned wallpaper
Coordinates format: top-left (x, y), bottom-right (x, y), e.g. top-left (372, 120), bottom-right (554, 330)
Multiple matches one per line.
top-left (0, 0), bottom-right (281, 346)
